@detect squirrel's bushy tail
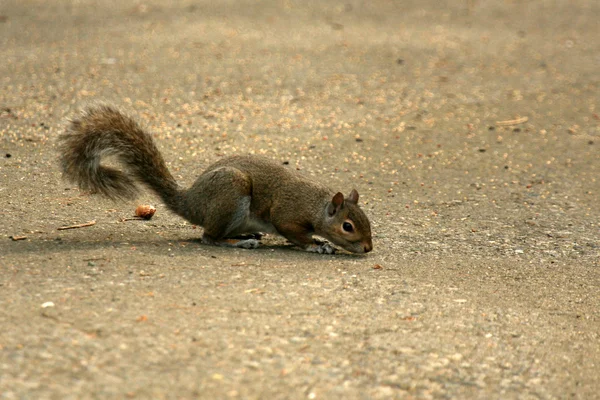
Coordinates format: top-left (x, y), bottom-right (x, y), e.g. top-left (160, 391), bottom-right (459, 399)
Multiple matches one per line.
top-left (58, 105), bottom-right (183, 212)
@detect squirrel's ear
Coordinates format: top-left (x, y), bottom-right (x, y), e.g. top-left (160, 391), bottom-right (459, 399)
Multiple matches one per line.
top-left (347, 189), bottom-right (359, 204)
top-left (328, 192), bottom-right (345, 216)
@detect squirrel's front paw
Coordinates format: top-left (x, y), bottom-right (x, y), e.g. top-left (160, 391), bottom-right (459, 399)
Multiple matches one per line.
top-left (305, 242), bottom-right (337, 254)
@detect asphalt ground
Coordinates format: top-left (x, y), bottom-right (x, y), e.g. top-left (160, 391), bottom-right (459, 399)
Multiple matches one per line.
top-left (1, 1), bottom-right (599, 399)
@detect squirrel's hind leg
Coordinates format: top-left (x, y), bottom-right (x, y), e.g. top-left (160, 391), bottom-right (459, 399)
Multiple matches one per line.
top-left (201, 234), bottom-right (260, 249)
top-left (194, 166), bottom-right (260, 249)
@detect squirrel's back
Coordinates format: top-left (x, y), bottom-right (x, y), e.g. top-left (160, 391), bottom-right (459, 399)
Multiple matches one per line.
top-left (205, 154), bottom-right (333, 208)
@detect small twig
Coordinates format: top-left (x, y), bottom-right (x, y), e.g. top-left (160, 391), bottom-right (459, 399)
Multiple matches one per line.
top-left (119, 217), bottom-right (145, 222)
top-left (9, 235), bottom-right (27, 241)
top-left (495, 116), bottom-right (528, 126)
top-left (57, 220), bottom-right (96, 231)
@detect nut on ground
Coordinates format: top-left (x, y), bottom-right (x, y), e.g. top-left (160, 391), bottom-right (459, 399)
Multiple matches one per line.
top-left (135, 205), bottom-right (156, 220)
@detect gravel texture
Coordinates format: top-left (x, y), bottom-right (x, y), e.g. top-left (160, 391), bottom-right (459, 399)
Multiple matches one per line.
top-left (1, 1), bottom-right (599, 399)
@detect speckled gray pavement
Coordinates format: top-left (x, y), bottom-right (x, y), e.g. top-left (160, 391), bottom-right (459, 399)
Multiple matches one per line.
top-left (1, 1), bottom-right (599, 399)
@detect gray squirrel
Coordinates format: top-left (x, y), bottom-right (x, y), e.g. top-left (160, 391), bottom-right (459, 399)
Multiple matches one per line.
top-left (58, 105), bottom-right (373, 254)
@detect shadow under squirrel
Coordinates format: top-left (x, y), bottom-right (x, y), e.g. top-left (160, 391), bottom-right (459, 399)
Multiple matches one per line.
top-left (58, 105), bottom-right (373, 254)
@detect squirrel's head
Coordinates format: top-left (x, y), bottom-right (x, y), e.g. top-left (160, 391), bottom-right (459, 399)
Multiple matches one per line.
top-left (322, 189), bottom-right (373, 254)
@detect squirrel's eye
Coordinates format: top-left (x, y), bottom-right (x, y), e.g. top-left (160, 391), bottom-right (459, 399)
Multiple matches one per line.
top-left (342, 222), bottom-right (354, 232)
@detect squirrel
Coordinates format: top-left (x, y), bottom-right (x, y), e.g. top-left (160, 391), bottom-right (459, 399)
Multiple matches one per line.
top-left (58, 105), bottom-right (373, 254)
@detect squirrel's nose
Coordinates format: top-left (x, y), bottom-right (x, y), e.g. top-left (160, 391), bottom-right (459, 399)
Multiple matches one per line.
top-left (363, 241), bottom-right (373, 253)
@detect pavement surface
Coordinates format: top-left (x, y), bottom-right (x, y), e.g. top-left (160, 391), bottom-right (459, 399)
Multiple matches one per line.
top-left (1, 1), bottom-right (599, 399)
